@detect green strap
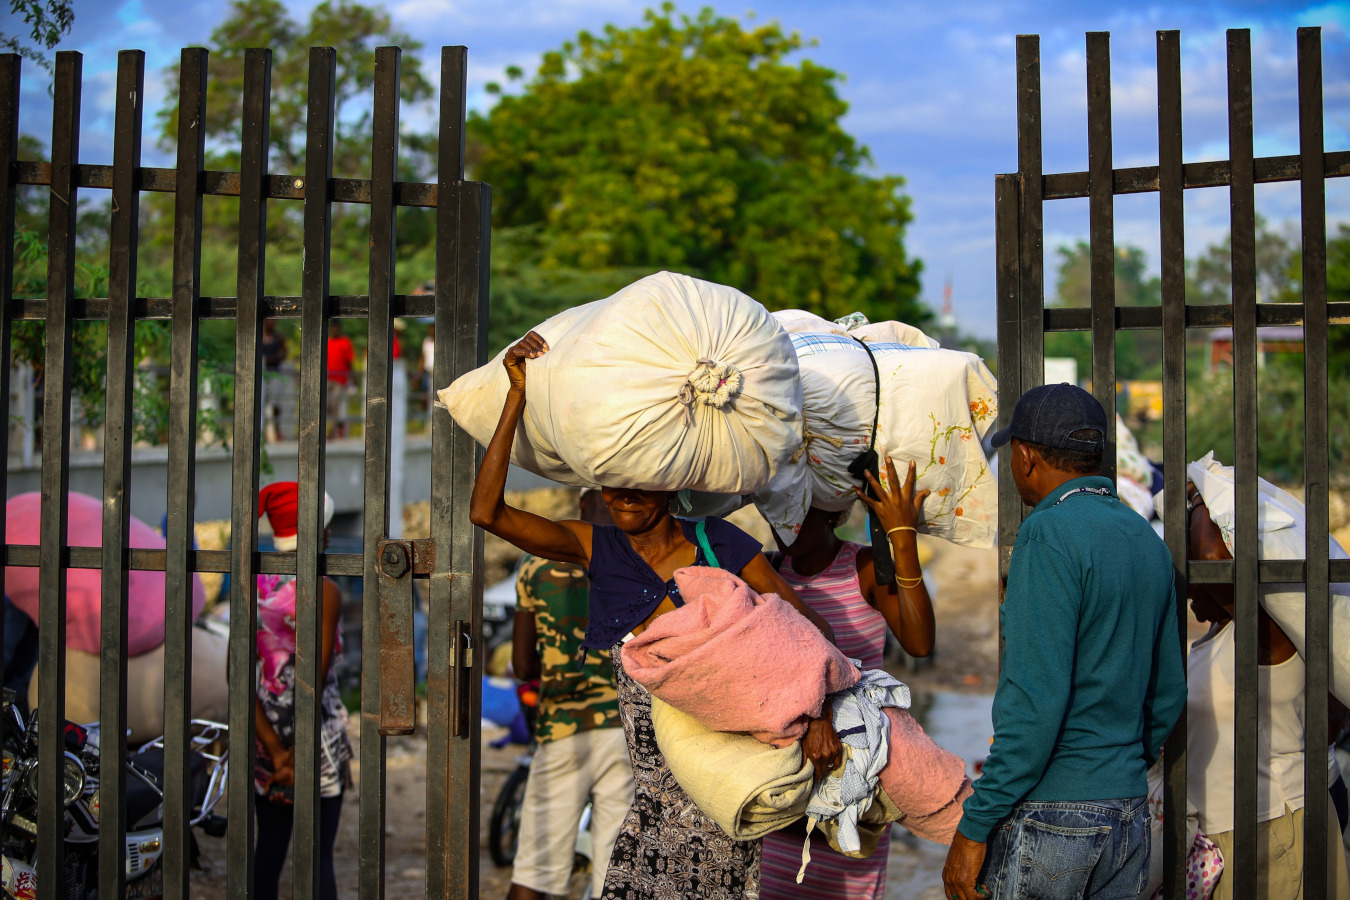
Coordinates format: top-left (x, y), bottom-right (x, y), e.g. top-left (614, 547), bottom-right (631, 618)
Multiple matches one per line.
top-left (694, 520), bottom-right (721, 569)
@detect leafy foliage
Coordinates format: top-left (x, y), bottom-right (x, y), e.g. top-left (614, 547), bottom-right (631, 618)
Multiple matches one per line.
top-left (469, 4), bottom-right (926, 326)
top-left (155, 0), bottom-right (434, 178)
top-left (1, 0), bottom-right (73, 74)
top-left (1044, 241), bottom-right (1158, 380)
top-left (11, 225), bottom-right (234, 447)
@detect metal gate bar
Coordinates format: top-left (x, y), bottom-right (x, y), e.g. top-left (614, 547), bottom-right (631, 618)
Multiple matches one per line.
top-left (359, 44), bottom-right (401, 900)
top-left (1086, 33), bottom-right (1117, 475)
top-left (427, 45), bottom-right (491, 898)
top-left (1155, 30), bottom-right (1189, 899)
top-left (1297, 28), bottom-right (1330, 899)
top-left (164, 46), bottom-right (208, 900)
top-left (226, 45), bottom-right (272, 900)
top-left (1224, 33), bottom-right (1261, 898)
top-left (998, 27), bottom-right (1345, 898)
top-left (97, 47), bottom-right (144, 900)
top-left (0, 55), bottom-right (16, 887)
top-left (295, 45), bottom-right (338, 900)
top-left (35, 50), bottom-right (79, 900)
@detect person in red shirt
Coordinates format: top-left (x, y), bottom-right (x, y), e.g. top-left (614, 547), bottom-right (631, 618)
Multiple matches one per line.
top-left (326, 320), bottom-right (356, 438)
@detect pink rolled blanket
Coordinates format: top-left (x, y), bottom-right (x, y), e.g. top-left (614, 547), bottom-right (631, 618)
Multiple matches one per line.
top-left (880, 707), bottom-right (973, 844)
top-left (621, 566), bottom-right (859, 746)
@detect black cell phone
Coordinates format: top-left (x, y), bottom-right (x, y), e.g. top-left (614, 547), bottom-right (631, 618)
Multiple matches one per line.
top-left (269, 784), bottom-right (294, 801)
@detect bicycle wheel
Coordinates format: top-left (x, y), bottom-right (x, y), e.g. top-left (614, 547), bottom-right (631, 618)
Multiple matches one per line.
top-left (489, 764), bottom-right (530, 867)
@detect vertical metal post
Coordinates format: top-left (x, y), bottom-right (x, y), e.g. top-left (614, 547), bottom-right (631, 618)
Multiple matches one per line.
top-left (1225, 29), bottom-right (1260, 899)
top-left (0, 53), bottom-right (21, 802)
top-left (995, 173), bottom-right (1024, 584)
top-left (427, 45), bottom-right (468, 900)
top-left (445, 175), bottom-right (490, 900)
top-left (163, 48), bottom-right (207, 900)
top-left (1015, 35), bottom-right (1045, 392)
top-left (1155, 28), bottom-right (1190, 900)
top-left (226, 46), bottom-right (271, 900)
top-left (35, 51), bottom-right (80, 900)
top-left (1085, 32), bottom-right (1117, 472)
top-left (294, 46), bottom-right (337, 900)
top-left (1297, 26), bottom-right (1331, 896)
top-left (98, 48), bottom-right (144, 900)
top-left (360, 44), bottom-right (401, 900)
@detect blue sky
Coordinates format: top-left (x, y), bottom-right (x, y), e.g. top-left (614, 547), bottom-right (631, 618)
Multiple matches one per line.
top-left (9, 0), bottom-right (1350, 339)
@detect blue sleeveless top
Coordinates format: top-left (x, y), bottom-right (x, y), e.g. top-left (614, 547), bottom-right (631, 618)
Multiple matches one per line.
top-left (582, 517), bottom-right (763, 650)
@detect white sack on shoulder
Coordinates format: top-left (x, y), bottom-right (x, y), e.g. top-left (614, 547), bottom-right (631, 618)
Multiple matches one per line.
top-left (1176, 451), bottom-right (1350, 707)
top-left (436, 272), bottom-right (802, 495)
top-left (753, 311), bottom-right (998, 548)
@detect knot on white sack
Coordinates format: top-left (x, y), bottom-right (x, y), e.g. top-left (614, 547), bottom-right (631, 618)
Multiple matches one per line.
top-left (790, 428), bottom-right (846, 463)
top-left (677, 358), bottom-right (742, 426)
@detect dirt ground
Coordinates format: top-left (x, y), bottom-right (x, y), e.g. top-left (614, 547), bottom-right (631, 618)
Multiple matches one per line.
top-left (190, 536), bottom-right (1002, 899)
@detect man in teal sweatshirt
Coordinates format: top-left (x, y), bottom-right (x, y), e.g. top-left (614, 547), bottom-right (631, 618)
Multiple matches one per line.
top-left (942, 384), bottom-right (1186, 900)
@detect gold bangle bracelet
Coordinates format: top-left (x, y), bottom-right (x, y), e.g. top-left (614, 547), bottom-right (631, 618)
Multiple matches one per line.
top-left (895, 574), bottom-right (924, 588)
top-left (886, 526), bottom-right (917, 537)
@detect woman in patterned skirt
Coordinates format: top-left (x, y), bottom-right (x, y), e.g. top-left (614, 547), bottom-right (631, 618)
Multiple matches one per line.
top-left (759, 458), bottom-right (937, 900)
top-left (471, 332), bottom-right (842, 899)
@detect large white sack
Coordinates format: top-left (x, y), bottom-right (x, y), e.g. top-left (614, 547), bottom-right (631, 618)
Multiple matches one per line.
top-left (754, 311), bottom-right (998, 548)
top-left (437, 272), bottom-right (802, 494)
top-left (1177, 452), bottom-right (1350, 707)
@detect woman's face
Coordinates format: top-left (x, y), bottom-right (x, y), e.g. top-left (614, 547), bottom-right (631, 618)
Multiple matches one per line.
top-left (1186, 486), bottom-right (1235, 623)
top-left (600, 487), bottom-right (672, 534)
top-left (778, 506), bottom-right (847, 555)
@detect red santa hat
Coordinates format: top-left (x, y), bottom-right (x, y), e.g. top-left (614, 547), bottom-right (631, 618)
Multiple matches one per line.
top-left (259, 482), bottom-right (334, 551)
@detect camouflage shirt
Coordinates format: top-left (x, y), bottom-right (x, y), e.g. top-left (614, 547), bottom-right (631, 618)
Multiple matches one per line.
top-left (516, 554), bottom-right (621, 743)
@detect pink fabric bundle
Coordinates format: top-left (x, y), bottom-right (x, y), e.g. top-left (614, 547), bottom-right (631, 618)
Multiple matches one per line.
top-left (621, 566), bottom-right (860, 746)
top-left (4, 492), bottom-right (206, 656)
top-left (879, 707), bottom-right (973, 843)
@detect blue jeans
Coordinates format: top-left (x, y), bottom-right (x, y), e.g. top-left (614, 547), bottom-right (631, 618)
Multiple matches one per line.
top-left (978, 797), bottom-right (1149, 900)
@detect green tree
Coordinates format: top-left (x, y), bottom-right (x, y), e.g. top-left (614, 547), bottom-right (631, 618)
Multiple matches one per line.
top-left (1, 0), bottom-right (73, 74)
top-left (156, 0), bottom-right (434, 178)
top-left (1044, 241), bottom-right (1157, 382)
top-left (143, 0), bottom-right (438, 298)
top-left (469, 4), bottom-right (926, 325)
top-left (1186, 216), bottom-right (1298, 306)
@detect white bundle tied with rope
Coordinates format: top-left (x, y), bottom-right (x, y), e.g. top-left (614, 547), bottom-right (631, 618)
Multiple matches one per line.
top-left (749, 311), bottom-right (999, 548)
top-left (1165, 451), bottom-right (1350, 707)
top-left (436, 271), bottom-right (802, 494)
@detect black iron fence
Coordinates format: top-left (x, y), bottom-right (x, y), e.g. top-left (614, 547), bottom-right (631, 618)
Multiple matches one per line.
top-left (997, 27), bottom-right (1347, 899)
top-left (0, 43), bottom-right (488, 900)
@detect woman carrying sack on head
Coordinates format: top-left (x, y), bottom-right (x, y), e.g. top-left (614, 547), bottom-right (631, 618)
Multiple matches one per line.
top-left (470, 332), bottom-right (840, 900)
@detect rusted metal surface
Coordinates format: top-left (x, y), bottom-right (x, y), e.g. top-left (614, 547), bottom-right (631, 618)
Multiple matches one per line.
top-left (376, 539), bottom-right (416, 737)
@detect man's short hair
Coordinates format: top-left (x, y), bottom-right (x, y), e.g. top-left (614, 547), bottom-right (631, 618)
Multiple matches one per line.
top-left (1023, 429), bottom-right (1103, 475)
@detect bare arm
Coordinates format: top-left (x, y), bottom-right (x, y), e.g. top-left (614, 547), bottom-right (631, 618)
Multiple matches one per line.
top-left (739, 553), bottom-right (835, 644)
top-left (855, 459), bottom-right (936, 657)
top-left (255, 695), bottom-right (294, 799)
top-left (512, 610), bottom-right (540, 682)
top-left (321, 577), bottom-right (342, 682)
top-left (467, 331), bottom-right (592, 565)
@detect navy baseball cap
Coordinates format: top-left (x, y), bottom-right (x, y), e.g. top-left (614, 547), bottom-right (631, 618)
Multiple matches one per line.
top-left (989, 383), bottom-right (1106, 452)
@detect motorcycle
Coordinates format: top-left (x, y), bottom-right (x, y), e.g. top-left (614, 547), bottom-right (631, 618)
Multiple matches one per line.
top-left (0, 691), bottom-right (228, 900)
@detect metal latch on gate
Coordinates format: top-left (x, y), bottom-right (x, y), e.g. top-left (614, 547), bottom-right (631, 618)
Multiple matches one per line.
top-left (375, 537), bottom-right (435, 735)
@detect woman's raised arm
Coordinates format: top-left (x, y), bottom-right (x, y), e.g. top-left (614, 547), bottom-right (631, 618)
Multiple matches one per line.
top-left (468, 332), bottom-right (592, 566)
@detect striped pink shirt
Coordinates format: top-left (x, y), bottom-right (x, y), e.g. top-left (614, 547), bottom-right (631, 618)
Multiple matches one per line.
top-left (762, 540), bottom-right (892, 900)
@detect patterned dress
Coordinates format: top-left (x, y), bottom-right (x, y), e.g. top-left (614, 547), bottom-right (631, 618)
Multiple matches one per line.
top-left (601, 645), bottom-right (762, 899)
top-left (253, 574), bottom-right (352, 798)
top-left (759, 541), bottom-right (890, 900)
